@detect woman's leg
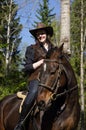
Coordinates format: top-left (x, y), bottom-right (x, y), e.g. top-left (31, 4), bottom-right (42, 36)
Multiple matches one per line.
top-left (14, 79), bottom-right (39, 130)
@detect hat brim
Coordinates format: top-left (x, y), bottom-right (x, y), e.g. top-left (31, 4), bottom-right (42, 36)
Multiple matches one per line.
top-left (29, 26), bottom-right (53, 38)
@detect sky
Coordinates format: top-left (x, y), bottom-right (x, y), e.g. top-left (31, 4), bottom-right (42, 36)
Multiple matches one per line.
top-left (14, 0), bottom-right (61, 55)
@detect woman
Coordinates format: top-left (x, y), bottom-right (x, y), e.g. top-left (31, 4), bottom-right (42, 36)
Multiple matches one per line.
top-left (14, 22), bottom-right (54, 130)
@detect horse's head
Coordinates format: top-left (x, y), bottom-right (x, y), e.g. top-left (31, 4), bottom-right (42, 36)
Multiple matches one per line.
top-left (37, 44), bottom-right (68, 110)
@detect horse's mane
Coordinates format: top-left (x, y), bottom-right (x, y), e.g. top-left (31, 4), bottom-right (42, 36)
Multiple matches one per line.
top-left (46, 46), bottom-right (69, 61)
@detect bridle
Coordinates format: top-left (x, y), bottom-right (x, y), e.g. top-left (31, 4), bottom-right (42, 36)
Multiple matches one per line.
top-left (39, 58), bottom-right (78, 102)
top-left (39, 58), bottom-right (63, 92)
top-left (39, 65), bottom-right (62, 94)
top-left (38, 58), bottom-right (65, 109)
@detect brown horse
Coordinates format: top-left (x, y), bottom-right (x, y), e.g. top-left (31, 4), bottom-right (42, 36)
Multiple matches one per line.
top-left (0, 44), bottom-right (80, 130)
top-left (37, 44), bottom-right (80, 130)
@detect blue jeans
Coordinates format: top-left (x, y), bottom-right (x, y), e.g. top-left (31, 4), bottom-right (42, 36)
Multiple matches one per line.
top-left (20, 79), bottom-right (39, 121)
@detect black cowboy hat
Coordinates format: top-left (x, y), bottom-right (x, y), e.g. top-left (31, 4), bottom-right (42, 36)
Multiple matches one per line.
top-left (29, 22), bottom-right (53, 38)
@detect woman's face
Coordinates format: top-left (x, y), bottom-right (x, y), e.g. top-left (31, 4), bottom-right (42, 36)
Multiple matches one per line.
top-left (36, 30), bottom-right (47, 43)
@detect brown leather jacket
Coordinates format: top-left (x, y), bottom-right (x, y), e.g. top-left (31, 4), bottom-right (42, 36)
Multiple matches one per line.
top-left (23, 41), bottom-right (53, 81)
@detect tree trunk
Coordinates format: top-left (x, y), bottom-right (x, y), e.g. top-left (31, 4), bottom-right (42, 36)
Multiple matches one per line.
top-left (6, 0), bottom-right (12, 74)
top-left (60, 0), bottom-right (70, 54)
top-left (80, 0), bottom-right (85, 129)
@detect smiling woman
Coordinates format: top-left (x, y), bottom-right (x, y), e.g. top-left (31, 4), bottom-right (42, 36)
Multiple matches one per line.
top-left (14, 22), bottom-right (54, 130)
top-left (36, 30), bottom-right (47, 43)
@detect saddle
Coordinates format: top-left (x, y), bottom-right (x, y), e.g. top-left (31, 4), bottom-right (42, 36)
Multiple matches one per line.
top-left (17, 91), bottom-right (39, 116)
top-left (17, 91), bottom-right (27, 113)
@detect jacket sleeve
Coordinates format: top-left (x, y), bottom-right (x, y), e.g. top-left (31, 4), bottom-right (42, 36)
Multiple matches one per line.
top-left (23, 45), bottom-right (34, 74)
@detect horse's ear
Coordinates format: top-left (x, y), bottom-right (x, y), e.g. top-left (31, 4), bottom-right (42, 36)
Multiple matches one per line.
top-left (59, 43), bottom-right (64, 52)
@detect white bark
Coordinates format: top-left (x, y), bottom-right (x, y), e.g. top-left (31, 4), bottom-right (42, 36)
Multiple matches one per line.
top-left (60, 0), bottom-right (70, 53)
top-left (6, 0), bottom-right (12, 72)
top-left (80, 0), bottom-right (85, 129)
top-left (80, 0), bottom-right (84, 112)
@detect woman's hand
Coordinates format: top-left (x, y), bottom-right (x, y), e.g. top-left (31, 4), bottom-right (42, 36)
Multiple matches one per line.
top-left (33, 59), bottom-right (44, 69)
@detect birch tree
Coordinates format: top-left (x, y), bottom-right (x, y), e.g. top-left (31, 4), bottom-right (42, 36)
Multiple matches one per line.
top-left (60, 0), bottom-right (70, 53)
top-left (80, 0), bottom-right (85, 129)
top-left (6, 0), bottom-right (12, 73)
top-left (0, 0), bottom-right (22, 75)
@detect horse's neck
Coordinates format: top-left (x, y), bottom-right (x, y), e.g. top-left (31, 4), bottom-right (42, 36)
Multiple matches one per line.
top-left (62, 60), bottom-right (77, 87)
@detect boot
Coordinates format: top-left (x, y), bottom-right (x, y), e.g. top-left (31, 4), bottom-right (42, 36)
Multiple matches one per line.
top-left (14, 104), bottom-right (28, 130)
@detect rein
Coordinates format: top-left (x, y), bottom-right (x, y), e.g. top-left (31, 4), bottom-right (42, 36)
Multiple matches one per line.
top-left (39, 66), bottom-right (62, 93)
top-left (39, 58), bottom-right (78, 101)
top-left (51, 85), bottom-right (78, 101)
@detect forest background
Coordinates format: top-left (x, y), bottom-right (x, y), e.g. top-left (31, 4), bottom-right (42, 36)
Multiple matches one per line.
top-left (0, 0), bottom-right (86, 129)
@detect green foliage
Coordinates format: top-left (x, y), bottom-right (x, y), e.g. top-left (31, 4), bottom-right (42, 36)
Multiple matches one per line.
top-left (0, 0), bottom-right (25, 98)
top-left (71, 1), bottom-right (86, 126)
top-left (70, 0), bottom-right (86, 76)
top-left (0, 0), bottom-right (22, 72)
top-left (70, 54), bottom-right (80, 75)
top-left (51, 19), bottom-right (60, 45)
top-left (70, 0), bottom-right (81, 46)
top-left (34, 0), bottom-right (55, 26)
top-left (0, 70), bottom-right (27, 100)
